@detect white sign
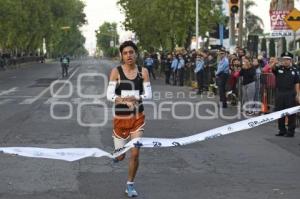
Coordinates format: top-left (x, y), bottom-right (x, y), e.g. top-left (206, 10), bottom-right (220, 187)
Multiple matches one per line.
top-left (110, 40), bottom-right (114, 47)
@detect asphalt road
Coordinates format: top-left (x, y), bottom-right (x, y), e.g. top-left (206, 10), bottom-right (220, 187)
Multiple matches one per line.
top-left (0, 59), bottom-right (299, 199)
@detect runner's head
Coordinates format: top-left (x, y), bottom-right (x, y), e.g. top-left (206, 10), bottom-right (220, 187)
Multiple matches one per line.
top-left (119, 41), bottom-right (138, 65)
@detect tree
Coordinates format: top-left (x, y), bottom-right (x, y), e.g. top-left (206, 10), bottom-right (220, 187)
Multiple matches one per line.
top-left (0, 0), bottom-right (87, 57)
top-left (245, 0), bottom-right (264, 36)
top-left (117, 0), bottom-right (224, 51)
top-left (95, 22), bottom-right (119, 57)
top-left (269, 38), bottom-right (276, 57)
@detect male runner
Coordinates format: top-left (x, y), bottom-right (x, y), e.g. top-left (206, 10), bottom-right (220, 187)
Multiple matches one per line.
top-left (106, 41), bottom-right (152, 197)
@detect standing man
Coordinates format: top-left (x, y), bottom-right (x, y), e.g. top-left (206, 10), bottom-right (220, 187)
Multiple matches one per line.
top-left (202, 50), bottom-right (210, 92)
top-left (272, 52), bottom-right (299, 137)
top-left (0, 54), bottom-right (5, 70)
top-left (216, 48), bottom-right (230, 108)
top-left (194, 53), bottom-right (204, 95)
top-left (144, 54), bottom-right (156, 80)
top-left (106, 41), bottom-right (152, 197)
top-left (177, 54), bottom-right (185, 86)
top-left (163, 53), bottom-right (172, 84)
top-left (60, 54), bottom-right (70, 77)
top-left (171, 54), bottom-right (179, 86)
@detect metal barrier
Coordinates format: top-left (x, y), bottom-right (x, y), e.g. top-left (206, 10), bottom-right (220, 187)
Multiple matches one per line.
top-left (3, 56), bottom-right (44, 67)
top-left (235, 73), bottom-right (276, 113)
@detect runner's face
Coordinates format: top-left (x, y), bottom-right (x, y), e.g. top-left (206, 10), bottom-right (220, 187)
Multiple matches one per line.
top-left (121, 46), bottom-right (136, 65)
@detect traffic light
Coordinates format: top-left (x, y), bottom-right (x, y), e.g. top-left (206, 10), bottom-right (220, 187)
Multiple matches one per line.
top-left (229, 0), bottom-right (239, 15)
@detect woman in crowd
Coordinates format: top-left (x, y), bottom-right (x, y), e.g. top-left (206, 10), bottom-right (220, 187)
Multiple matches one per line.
top-left (239, 56), bottom-right (257, 115)
top-left (252, 57), bottom-right (263, 114)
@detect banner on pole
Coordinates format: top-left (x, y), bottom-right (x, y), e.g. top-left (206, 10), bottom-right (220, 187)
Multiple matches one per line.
top-left (270, 10), bottom-right (293, 37)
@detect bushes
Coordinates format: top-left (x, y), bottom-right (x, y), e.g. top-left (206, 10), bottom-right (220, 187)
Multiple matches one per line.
top-left (106, 47), bottom-right (119, 58)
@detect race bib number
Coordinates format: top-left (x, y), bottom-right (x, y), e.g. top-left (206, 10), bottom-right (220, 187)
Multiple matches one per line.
top-left (121, 90), bottom-right (139, 98)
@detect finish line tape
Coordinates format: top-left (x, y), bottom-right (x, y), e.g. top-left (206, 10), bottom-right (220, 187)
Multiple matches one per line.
top-left (1, 106), bottom-right (300, 162)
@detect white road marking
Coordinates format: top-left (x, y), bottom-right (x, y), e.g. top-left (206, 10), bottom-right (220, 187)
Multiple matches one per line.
top-left (44, 67), bottom-right (80, 104)
top-left (44, 97), bottom-right (58, 105)
top-left (0, 99), bottom-right (14, 105)
top-left (20, 87), bottom-right (51, 104)
top-left (0, 95), bottom-right (36, 99)
top-left (21, 67), bottom-right (80, 105)
top-left (0, 87), bottom-right (18, 96)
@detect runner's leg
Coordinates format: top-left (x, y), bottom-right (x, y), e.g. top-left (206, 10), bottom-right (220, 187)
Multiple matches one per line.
top-left (128, 130), bottom-right (143, 182)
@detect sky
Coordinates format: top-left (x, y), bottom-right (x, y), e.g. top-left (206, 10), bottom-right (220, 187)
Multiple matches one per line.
top-left (81, 0), bottom-right (300, 54)
top-left (81, 0), bottom-right (131, 54)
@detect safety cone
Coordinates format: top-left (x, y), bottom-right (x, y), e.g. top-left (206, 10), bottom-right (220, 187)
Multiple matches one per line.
top-left (261, 89), bottom-right (268, 114)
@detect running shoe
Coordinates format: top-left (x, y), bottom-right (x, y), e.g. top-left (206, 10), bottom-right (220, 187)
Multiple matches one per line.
top-left (125, 184), bottom-right (138, 197)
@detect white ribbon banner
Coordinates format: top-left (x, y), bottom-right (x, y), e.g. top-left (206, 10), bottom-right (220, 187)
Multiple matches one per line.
top-left (1, 106), bottom-right (300, 161)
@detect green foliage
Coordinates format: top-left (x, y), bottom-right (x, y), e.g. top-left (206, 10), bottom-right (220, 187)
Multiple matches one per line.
top-left (117, 0), bottom-right (224, 51)
top-left (95, 22), bottom-right (119, 57)
top-left (245, 0), bottom-right (264, 35)
top-left (107, 47), bottom-right (119, 57)
top-left (0, 0), bottom-right (87, 57)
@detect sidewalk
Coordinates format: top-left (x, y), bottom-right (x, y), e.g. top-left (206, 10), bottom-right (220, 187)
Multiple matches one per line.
top-left (1, 59), bottom-right (56, 71)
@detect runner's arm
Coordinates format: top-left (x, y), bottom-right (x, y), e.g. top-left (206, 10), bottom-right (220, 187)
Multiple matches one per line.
top-left (138, 67), bottom-right (152, 100)
top-left (106, 68), bottom-right (125, 104)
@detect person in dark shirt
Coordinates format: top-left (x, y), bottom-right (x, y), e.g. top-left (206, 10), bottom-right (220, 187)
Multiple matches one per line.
top-left (60, 54), bottom-right (70, 77)
top-left (272, 52), bottom-right (300, 137)
top-left (239, 56), bottom-right (256, 115)
top-left (0, 54), bottom-right (5, 70)
top-left (202, 50), bottom-right (210, 91)
top-left (106, 41), bottom-right (152, 197)
top-left (163, 53), bottom-right (172, 84)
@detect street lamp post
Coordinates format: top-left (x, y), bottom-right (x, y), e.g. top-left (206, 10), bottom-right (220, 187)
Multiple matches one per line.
top-left (107, 27), bottom-right (116, 47)
top-left (196, 0), bottom-right (199, 50)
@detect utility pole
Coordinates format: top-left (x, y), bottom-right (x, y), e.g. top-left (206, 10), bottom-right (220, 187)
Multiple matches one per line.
top-left (229, 13), bottom-right (235, 46)
top-left (196, 0), bottom-right (199, 50)
top-left (237, 0), bottom-right (244, 47)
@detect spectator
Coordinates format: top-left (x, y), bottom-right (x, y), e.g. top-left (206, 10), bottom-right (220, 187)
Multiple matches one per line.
top-left (238, 48), bottom-right (246, 65)
top-left (0, 54), bottom-right (5, 70)
top-left (177, 54), bottom-right (185, 86)
top-left (171, 54), bottom-right (179, 85)
top-left (194, 53), bottom-right (205, 95)
top-left (163, 53), bottom-right (172, 84)
top-left (151, 53), bottom-right (159, 73)
top-left (202, 50), bottom-right (210, 91)
top-left (216, 48), bottom-right (230, 108)
top-left (228, 58), bottom-right (241, 99)
top-left (208, 53), bottom-right (217, 85)
top-left (253, 57), bottom-right (262, 114)
top-left (144, 54), bottom-right (156, 80)
top-left (239, 56), bottom-right (256, 115)
top-left (262, 57), bottom-right (277, 89)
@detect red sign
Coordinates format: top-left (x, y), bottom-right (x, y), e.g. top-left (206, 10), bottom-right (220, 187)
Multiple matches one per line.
top-left (270, 10), bottom-right (291, 30)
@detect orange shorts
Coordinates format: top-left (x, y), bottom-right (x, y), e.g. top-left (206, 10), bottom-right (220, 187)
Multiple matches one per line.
top-left (113, 113), bottom-right (145, 139)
